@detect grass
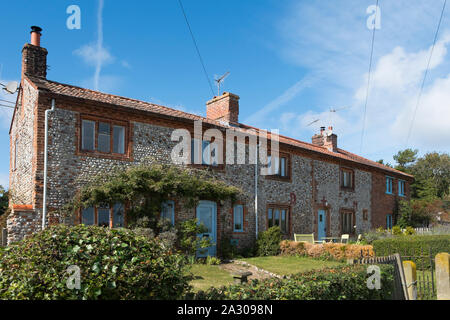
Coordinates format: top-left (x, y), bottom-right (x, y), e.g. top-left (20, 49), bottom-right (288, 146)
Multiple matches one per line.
top-left (240, 256), bottom-right (345, 276)
top-left (188, 264), bottom-right (234, 292)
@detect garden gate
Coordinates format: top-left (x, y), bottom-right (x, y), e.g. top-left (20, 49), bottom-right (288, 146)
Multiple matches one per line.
top-left (354, 253), bottom-right (408, 300)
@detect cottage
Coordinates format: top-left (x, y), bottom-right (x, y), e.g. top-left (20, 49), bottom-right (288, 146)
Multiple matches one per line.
top-left (8, 27), bottom-right (413, 253)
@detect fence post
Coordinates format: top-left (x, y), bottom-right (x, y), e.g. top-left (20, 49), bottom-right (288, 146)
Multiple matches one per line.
top-left (435, 253), bottom-right (450, 300)
top-left (403, 261), bottom-right (417, 300)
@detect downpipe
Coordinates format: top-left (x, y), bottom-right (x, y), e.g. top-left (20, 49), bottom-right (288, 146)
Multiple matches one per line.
top-left (42, 98), bottom-right (56, 230)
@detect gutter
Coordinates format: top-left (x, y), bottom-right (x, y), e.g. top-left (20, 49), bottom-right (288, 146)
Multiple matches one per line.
top-left (42, 98), bottom-right (56, 230)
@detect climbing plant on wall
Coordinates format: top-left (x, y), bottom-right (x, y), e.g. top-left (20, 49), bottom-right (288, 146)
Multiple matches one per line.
top-left (62, 164), bottom-right (241, 228)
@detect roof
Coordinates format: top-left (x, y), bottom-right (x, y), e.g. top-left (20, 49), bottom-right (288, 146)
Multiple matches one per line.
top-left (25, 75), bottom-right (413, 179)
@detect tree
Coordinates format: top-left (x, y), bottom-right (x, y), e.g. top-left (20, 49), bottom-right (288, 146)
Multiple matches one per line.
top-left (0, 186), bottom-right (8, 217)
top-left (410, 152), bottom-right (450, 199)
top-left (377, 159), bottom-right (393, 168)
top-left (393, 149), bottom-right (418, 172)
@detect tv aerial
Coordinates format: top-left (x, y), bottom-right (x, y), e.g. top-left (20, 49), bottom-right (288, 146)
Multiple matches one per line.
top-left (214, 71), bottom-right (230, 96)
top-left (0, 81), bottom-right (19, 94)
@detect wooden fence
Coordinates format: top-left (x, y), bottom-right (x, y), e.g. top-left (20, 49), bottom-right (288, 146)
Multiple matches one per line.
top-left (352, 253), bottom-right (409, 300)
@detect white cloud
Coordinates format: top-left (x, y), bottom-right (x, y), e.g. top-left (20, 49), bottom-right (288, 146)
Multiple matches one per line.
top-left (74, 43), bottom-right (114, 67)
top-left (268, 0), bottom-right (450, 161)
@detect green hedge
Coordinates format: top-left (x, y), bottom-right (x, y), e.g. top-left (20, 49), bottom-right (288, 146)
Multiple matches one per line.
top-left (373, 235), bottom-right (450, 269)
top-left (0, 225), bottom-right (191, 299)
top-left (190, 264), bottom-right (394, 300)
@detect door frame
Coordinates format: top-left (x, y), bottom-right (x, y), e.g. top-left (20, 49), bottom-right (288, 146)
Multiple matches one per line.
top-left (196, 200), bottom-right (217, 257)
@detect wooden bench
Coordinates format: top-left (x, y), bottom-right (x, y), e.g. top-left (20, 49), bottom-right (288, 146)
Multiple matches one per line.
top-left (294, 233), bottom-right (315, 244)
top-left (232, 271), bottom-right (252, 284)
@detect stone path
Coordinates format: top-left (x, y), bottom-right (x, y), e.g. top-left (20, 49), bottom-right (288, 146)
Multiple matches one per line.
top-left (218, 260), bottom-right (282, 281)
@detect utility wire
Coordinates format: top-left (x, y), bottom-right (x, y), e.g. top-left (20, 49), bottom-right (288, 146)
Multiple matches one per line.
top-left (0, 98), bottom-right (15, 104)
top-left (177, 0), bottom-right (215, 97)
top-left (0, 104), bottom-right (15, 109)
top-left (406, 0), bottom-right (447, 147)
top-left (360, 0), bottom-right (379, 154)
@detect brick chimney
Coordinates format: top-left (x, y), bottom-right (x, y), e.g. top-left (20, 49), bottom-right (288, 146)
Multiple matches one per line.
top-left (22, 26), bottom-right (47, 78)
top-left (312, 126), bottom-right (338, 152)
top-left (206, 92), bottom-right (239, 123)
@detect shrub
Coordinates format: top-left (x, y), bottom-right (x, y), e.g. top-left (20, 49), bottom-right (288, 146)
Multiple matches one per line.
top-left (280, 241), bottom-right (374, 261)
top-left (256, 226), bottom-right (282, 256)
top-left (176, 219), bottom-right (210, 257)
top-left (404, 226), bottom-right (416, 236)
top-left (0, 224), bottom-right (191, 300)
top-left (218, 237), bottom-right (238, 260)
top-left (392, 226), bottom-right (403, 236)
top-left (205, 256), bottom-right (221, 265)
top-left (373, 234), bottom-right (450, 269)
top-left (191, 264), bottom-right (394, 300)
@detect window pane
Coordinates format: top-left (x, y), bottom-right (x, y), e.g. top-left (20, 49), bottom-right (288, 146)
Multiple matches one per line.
top-left (274, 209), bottom-right (280, 226)
top-left (113, 126), bottom-right (125, 154)
top-left (268, 209), bottom-right (273, 228)
top-left (113, 203), bottom-right (124, 227)
top-left (281, 209), bottom-right (286, 233)
top-left (281, 158), bottom-right (286, 177)
top-left (98, 122), bottom-right (110, 153)
top-left (234, 205), bottom-right (243, 231)
top-left (202, 140), bottom-right (210, 165)
top-left (98, 206), bottom-right (110, 227)
top-left (82, 207), bottom-right (95, 225)
top-left (81, 120), bottom-right (95, 151)
top-left (161, 201), bottom-right (174, 225)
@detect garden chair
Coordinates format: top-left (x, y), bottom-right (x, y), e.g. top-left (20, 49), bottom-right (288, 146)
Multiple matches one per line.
top-left (294, 234), bottom-right (315, 244)
top-left (356, 234), bottom-right (362, 244)
top-left (340, 234), bottom-right (350, 244)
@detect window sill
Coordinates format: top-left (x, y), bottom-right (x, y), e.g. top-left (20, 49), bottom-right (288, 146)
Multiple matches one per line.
top-left (189, 164), bottom-right (225, 171)
top-left (76, 150), bottom-right (132, 161)
top-left (340, 187), bottom-right (355, 192)
top-left (265, 175), bottom-right (291, 182)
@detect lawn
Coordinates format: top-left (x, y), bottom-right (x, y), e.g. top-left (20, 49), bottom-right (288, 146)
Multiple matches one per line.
top-left (240, 256), bottom-right (345, 276)
top-left (189, 264), bottom-right (234, 292)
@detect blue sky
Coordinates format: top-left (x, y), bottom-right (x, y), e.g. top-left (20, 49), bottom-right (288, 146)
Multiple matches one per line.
top-left (1, 0), bottom-right (450, 188)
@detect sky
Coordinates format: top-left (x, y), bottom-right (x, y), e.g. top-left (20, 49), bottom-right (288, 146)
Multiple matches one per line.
top-left (1, 0), bottom-right (449, 188)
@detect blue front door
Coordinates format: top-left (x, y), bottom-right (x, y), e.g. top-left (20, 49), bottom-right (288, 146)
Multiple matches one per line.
top-left (318, 209), bottom-right (326, 241)
top-left (196, 201), bottom-right (217, 257)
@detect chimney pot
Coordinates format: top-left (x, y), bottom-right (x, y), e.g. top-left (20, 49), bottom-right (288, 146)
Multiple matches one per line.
top-left (30, 26), bottom-right (42, 46)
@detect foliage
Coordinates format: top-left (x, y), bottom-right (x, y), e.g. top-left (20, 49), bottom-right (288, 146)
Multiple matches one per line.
top-left (404, 226), bottom-right (415, 236)
top-left (397, 199), bottom-right (442, 228)
top-left (62, 164), bottom-right (240, 228)
top-left (361, 229), bottom-right (393, 244)
top-left (190, 264), bottom-right (394, 300)
top-left (0, 186), bottom-right (9, 230)
top-left (218, 236), bottom-right (238, 260)
top-left (256, 226), bottom-right (282, 256)
top-left (205, 256), bottom-right (221, 265)
top-left (373, 234), bottom-right (450, 269)
top-left (393, 149), bottom-right (418, 172)
top-left (280, 241), bottom-right (374, 261)
top-left (392, 226), bottom-right (403, 236)
top-left (175, 219), bottom-right (211, 257)
top-left (0, 224), bottom-right (192, 300)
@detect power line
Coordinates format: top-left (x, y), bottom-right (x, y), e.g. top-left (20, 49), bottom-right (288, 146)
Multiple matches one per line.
top-left (0, 98), bottom-right (15, 104)
top-left (360, 0), bottom-right (380, 154)
top-left (0, 103), bottom-right (15, 109)
top-left (406, 0), bottom-right (447, 147)
top-left (177, 0), bottom-right (215, 97)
